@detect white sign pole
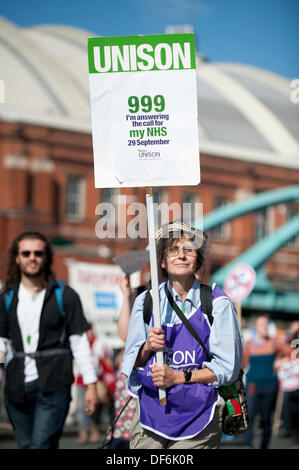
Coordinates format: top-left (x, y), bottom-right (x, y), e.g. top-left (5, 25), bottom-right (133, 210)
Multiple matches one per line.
top-left (146, 187), bottom-right (166, 405)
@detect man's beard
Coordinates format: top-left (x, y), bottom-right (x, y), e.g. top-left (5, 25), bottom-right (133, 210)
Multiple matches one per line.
top-left (19, 264), bottom-right (45, 280)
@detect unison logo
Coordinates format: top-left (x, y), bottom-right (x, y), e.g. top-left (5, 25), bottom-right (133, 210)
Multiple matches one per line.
top-left (88, 34), bottom-right (196, 74)
top-left (138, 150), bottom-right (161, 159)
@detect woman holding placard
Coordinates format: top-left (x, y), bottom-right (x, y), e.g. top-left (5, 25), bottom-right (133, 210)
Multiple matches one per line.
top-left (121, 220), bottom-right (243, 449)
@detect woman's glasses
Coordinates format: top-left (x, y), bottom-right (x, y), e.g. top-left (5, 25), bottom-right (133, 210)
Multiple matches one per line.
top-left (19, 251), bottom-right (45, 258)
top-left (166, 246), bottom-right (197, 257)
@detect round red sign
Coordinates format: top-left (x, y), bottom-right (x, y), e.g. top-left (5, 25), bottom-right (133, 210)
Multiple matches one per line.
top-left (224, 264), bottom-right (256, 302)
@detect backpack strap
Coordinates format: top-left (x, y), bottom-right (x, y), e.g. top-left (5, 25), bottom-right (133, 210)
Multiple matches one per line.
top-left (5, 282), bottom-right (65, 317)
top-left (143, 290), bottom-right (153, 325)
top-left (55, 280), bottom-right (65, 317)
top-left (54, 280), bottom-right (66, 344)
top-left (199, 284), bottom-right (213, 326)
top-left (5, 289), bottom-right (14, 312)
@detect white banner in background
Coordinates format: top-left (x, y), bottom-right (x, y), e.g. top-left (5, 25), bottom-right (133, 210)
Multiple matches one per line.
top-left (67, 260), bottom-right (124, 350)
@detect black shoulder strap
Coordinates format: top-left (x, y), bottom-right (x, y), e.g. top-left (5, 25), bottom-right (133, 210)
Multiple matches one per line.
top-left (143, 290), bottom-right (153, 325)
top-left (164, 283), bottom-right (212, 362)
top-left (199, 284), bottom-right (213, 326)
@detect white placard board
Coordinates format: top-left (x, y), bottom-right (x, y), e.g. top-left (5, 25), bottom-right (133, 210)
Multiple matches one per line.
top-left (67, 260), bottom-right (125, 349)
top-left (88, 33), bottom-right (200, 188)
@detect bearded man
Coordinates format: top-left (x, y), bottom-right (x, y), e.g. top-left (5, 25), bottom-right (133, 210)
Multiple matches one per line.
top-left (0, 231), bottom-right (98, 449)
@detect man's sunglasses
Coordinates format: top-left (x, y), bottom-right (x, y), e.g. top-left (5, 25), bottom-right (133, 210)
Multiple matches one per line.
top-left (19, 250), bottom-right (45, 258)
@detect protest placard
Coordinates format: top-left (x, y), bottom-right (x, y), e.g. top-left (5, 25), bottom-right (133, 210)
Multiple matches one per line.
top-left (88, 33), bottom-right (200, 188)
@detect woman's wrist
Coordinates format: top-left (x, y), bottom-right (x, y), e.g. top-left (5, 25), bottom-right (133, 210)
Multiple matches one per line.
top-left (174, 370), bottom-right (185, 385)
top-left (135, 340), bottom-right (153, 367)
top-left (144, 339), bottom-right (153, 353)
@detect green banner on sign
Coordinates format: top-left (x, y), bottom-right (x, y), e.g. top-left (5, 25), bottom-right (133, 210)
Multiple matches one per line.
top-left (88, 33), bottom-right (200, 188)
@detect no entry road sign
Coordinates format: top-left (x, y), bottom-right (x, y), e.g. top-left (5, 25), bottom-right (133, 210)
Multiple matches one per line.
top-left (224, 263), bottom-right (256, 302)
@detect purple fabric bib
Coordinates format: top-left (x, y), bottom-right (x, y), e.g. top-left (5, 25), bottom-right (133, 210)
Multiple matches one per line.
top-left (137, 289), bottom-right (220, 440)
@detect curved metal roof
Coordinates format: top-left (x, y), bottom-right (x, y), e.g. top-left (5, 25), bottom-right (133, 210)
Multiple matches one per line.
top-left (0, 16), bottom-right (298, 168)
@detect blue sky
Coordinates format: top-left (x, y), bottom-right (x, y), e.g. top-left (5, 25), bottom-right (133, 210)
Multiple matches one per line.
top-left (1, 0), bottom-right (298, 78)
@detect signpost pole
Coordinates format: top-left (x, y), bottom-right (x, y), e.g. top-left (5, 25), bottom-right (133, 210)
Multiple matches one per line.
top-left (235, 301), bottom-right (242, 327)
top-left (272, 388), bottom-right (284, 438)
top-left (146, 187), bottom-right (166, 405)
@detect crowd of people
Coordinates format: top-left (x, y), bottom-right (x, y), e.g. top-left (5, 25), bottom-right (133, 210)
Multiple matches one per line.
top-left (0, 227), bottom-right (299, 449)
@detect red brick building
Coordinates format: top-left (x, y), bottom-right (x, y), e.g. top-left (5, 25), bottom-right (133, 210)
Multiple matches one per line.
top-left (0, 17), bottom-right (299, 316)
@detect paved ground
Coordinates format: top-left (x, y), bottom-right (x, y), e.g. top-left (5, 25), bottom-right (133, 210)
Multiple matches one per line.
top-left (0, 420), bottom-right (298, 450)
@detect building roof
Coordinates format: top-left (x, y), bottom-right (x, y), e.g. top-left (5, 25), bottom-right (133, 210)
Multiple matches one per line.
top-left (0, 16), bottom-right (298, 168)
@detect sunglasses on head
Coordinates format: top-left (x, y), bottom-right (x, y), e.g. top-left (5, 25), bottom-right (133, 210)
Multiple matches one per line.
top-left (19, 250), bottom-right (45, 258)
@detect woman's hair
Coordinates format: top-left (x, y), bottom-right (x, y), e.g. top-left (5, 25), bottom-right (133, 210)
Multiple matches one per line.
top-left (3, 231), bottom-right (54, 291)
top-left (156, 231), bottom-right (206, 280)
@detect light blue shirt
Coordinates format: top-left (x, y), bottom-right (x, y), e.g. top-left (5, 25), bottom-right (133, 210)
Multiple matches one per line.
top-left (121, 278), bottom-right (243, 391)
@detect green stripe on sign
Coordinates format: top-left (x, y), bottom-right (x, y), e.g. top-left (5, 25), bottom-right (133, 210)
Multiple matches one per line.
top-left (88, 34), bottom-right (196, 74)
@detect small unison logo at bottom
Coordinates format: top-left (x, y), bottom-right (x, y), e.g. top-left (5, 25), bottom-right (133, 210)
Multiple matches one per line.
top-left (138, 150), bottom-right (161, 159)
